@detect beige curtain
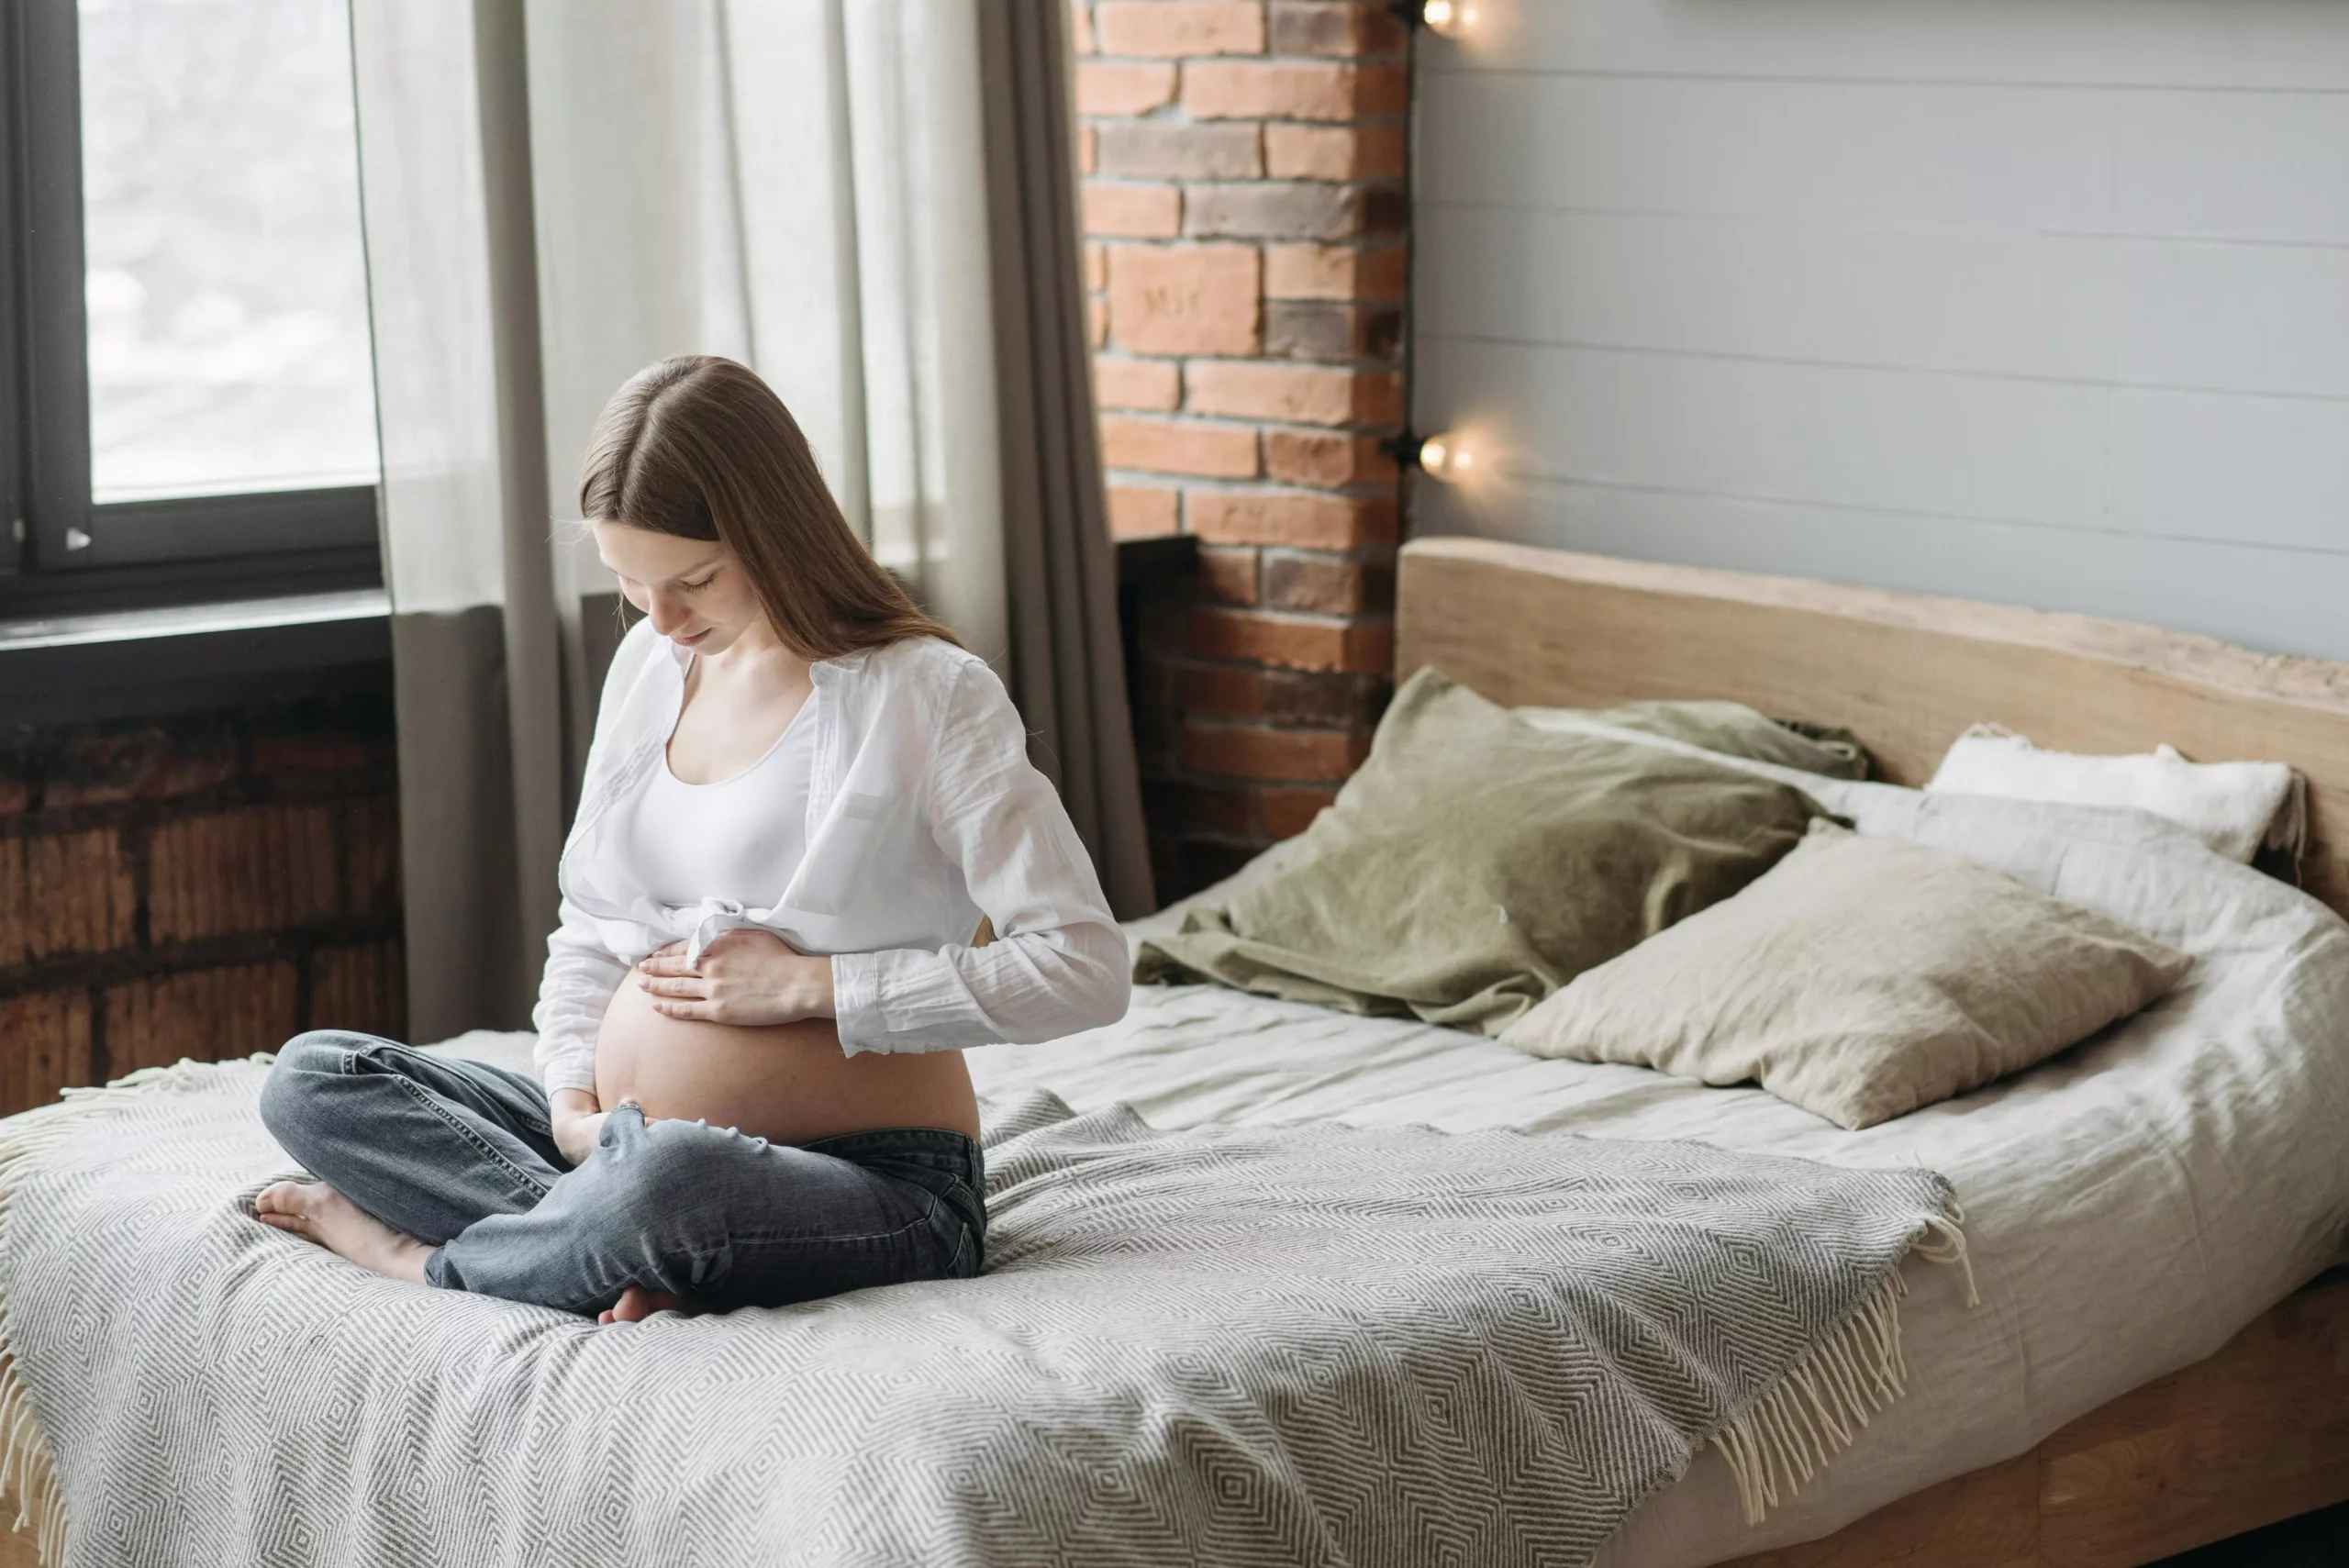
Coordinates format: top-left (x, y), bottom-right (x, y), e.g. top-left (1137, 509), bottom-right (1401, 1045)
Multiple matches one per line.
top-left (974, 0), bottom-right (1152, 917)
top-left (351, 0), bottom-right (1151, 1039)
top-left (349, 0), bottom-right (560, 1038)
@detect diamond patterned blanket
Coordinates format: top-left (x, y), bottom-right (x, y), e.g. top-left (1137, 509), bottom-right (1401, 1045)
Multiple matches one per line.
top-left (0, 1056), bottom-right (1963, 1567)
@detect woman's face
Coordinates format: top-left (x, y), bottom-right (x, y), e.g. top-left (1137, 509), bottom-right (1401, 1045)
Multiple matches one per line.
top-left (595, 522), bottom-right (766, 656)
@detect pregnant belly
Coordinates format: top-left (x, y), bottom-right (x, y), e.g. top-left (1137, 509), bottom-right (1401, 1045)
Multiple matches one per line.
top-left (594, 976), bottom-right (979, 1145)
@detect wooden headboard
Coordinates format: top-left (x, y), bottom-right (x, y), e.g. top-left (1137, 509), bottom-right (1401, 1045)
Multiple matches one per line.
top-left (1395, 537), bottom-right (2349, 917)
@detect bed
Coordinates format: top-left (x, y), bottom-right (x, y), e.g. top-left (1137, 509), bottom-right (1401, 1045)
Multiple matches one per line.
top-left (1402, 538), bottom-right (2349, 1566)
top-left (2, 538), bottom-right (2345, 1566)
top-left (979, 537), bottom-right (2349, 1568)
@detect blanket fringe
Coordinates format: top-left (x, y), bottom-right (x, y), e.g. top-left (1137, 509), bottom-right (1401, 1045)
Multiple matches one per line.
top-left (0, 1056), bottom-right (263, 1564)
top-left (1708, 1202), bottom-right (1978, 1528)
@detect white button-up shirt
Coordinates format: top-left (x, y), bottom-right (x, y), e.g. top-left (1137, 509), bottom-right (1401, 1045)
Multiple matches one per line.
top-left (530, 621), bottom-right (1130, 1095)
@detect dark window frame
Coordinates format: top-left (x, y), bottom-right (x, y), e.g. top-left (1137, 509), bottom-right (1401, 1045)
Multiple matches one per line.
top-left (0, 0), bottom-right (382, 619)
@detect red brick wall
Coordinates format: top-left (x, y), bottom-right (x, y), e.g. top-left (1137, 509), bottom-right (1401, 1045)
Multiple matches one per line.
top-left (1076, 0), bottom-right (1408, 899)
top-left (0, 693), bottom-right (406, 1114)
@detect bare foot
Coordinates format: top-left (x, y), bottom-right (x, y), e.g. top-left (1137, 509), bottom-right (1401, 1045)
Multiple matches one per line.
top-left (253, 1180), bottom-right (431, 1285)
top-left (596, 1285), bottom-right (700, 1325)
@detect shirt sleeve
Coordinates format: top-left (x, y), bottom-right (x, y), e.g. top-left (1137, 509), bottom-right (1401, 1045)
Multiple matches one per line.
top-left (529, 618), bottom-right (655, 1095)
top-left (531, 895), bottom-right (629, 1095)
top-left (830, 660), bottom-right (1131, 1055)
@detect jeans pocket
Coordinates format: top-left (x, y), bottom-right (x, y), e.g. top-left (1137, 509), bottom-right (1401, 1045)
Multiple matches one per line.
top-left (918, 1193), bottom-right (976, 1280)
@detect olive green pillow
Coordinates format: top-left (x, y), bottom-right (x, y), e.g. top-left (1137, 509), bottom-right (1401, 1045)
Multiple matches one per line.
top-left (1499, 821), bottom-right (2194, 1129)
top-left (1133, 668), bottom-right (1833, 1033)
top-left (1525, 700), bottom-right (1871, 780)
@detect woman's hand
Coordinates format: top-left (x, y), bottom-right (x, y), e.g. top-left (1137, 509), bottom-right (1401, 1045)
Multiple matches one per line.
top-left (635, 929), bottom-right (836, 1026)
top-left (550, 1087), bottom-right (608, 1166)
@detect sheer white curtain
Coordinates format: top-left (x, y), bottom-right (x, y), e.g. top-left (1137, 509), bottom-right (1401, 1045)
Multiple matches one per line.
top-left (350, 0), bottom-right (559, 1038)
top-left (525, 0), bottom-right (1012, 765)
top-left (351, 0), bottom-right (1146, 1039)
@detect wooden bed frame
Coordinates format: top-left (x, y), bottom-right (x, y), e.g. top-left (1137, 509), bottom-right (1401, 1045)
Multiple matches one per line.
top-left (1397, 536), bottom-right (2349, 1568)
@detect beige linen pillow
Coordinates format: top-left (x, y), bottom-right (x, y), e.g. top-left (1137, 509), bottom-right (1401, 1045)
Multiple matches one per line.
top-left (1498, 821), bottom-right (2194, 1129)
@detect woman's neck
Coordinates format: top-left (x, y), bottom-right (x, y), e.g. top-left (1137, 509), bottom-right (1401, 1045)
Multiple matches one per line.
top-left (696, 618), bottom-right (811, 691)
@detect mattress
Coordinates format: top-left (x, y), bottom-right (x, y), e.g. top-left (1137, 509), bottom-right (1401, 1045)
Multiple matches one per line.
top-left (954, 774), bottom-right (2349, 1568)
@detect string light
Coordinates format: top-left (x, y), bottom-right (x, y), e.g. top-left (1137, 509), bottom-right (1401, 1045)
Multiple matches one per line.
top-left (1417, 433), bottom-right (1474, 480)
top-left (1421, 0), bottom-right (1476, 38)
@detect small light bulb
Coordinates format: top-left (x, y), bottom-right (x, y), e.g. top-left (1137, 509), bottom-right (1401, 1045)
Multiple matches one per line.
top-left (1418, 432), bottom-right (1474, 480)
top-left (1422, 0), bottom-right (1475, 38)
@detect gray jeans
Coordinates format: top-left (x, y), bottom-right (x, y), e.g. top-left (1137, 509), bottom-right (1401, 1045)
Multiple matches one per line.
top-left (258, 1031), bottom-right (985, 1317)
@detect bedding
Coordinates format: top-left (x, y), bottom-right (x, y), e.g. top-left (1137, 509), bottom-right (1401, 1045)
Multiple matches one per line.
top-left (1007, 751), bottom-right (2349, 1568)
top-left (1500, 819), bottom-right (2193, 1129)
top-left (1925, 723), bottom-right (2305, 865)
top-left (0, 1064), bottom-right (1960, 1568)
top-left (1135, 670), bottom-right (1832, 1032)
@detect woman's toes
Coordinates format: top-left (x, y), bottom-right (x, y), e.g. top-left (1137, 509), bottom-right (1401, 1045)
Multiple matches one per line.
top-left (596, 1285), bottom-right (703, 1325)
top-left (253, 1179), bottom-right (309, 1217)
top-left (252, 1182), bottom-right (321, 1235)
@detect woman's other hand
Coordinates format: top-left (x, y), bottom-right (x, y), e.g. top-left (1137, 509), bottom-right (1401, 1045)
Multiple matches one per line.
top-left (636, 930), bottom-right (836, 1026)
top-left (550, 1087), bottom-right (608, 1166)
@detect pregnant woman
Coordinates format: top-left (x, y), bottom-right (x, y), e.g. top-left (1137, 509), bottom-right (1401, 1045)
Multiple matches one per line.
top-left (253, 354), bottom-right (1130, 1322)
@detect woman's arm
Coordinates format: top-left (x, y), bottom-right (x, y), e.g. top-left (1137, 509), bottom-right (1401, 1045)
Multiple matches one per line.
top-left (530, 616), bottom-right (662, 1098)
top-left (532, 892), bottom-right (630, 1095)
top-left (829, 660), bottom-right (1130, 1054)
top-left (535, 908), bottom-right (621, 1163)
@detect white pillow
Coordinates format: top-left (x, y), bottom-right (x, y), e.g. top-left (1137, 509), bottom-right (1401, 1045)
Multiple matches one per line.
top-left (1924, 726), bottom-right (2303, 865)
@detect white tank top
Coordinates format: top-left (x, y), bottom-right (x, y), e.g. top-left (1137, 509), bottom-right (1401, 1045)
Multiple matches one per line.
top-left (612, 695), bottom-right (818, 911)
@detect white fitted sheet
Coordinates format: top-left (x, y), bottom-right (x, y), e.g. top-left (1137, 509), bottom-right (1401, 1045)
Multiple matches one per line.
top-left (965, 769), bottom-right (2349, 1568)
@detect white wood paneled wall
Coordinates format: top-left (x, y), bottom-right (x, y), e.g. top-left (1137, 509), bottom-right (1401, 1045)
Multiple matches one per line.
top-left (1409, 0), bottom-right (2349, 660)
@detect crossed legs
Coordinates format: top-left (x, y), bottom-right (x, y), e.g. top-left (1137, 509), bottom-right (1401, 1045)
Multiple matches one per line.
top-left (255, 1031), bottom-right (982, 1319)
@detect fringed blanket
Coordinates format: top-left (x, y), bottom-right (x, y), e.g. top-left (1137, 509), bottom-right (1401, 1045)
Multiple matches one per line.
top-left (0, 1056), bottom-right (1969, 1568)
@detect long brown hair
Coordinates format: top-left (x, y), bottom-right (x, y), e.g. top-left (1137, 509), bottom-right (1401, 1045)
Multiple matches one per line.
top-left (579, 354), bottom-right (961, 659)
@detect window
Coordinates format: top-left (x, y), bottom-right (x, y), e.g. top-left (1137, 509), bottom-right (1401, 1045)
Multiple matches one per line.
top-left (1, 0), bottom-right (382, 616)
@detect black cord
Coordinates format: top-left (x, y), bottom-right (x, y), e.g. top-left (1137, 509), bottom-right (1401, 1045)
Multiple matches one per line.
top-left (1385, 1), bottom-right (1426, 489)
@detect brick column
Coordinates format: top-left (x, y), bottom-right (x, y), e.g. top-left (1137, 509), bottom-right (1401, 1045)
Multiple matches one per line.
top-left (1075, 0), bottom-right (1408, 900)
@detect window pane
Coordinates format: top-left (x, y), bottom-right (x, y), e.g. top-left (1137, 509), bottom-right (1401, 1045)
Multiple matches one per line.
top-left (79, 0), bottom-right (379, 505)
